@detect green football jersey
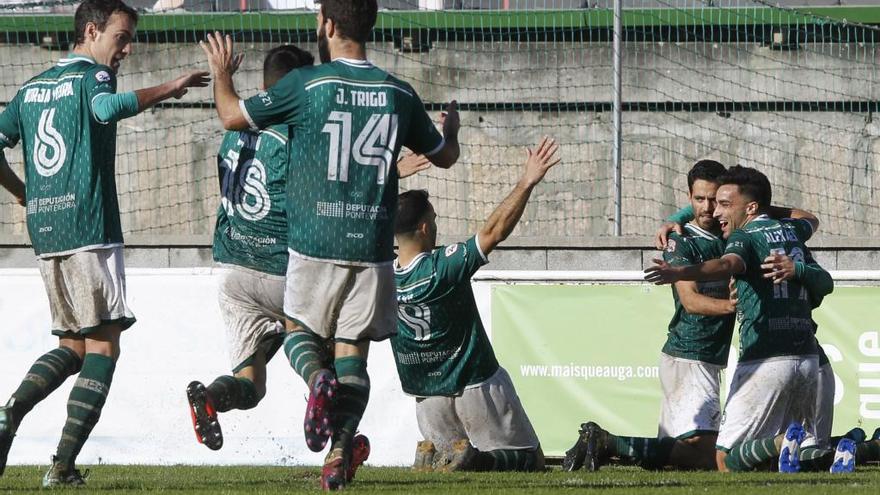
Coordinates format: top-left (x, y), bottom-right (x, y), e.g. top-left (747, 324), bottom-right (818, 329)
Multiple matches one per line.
top-left (392, 236), bottom-right (499, 397)
top-left (724, 215), bottom-right (819, 362)
top-left (212, 126), bottom-right (290, 276)
top-left (661, 223), bottom-right (735, 366)
top-left (241, 58), bottom-right (444, 265)
top-left (0, 55), bottom-right (123, 257)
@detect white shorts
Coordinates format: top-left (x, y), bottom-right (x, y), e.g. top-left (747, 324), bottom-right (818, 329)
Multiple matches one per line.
top-left (38, 246), bottom-right (135, 336)
top-left (218, 265), bottom-right (286, 372)
top-left (716, 355), bottom-right (819, 452)
top-left (658, 353), bottom-right (723, 439)
top-left (415, 367), bottom-right (540, 452)
top-left (282, 251), bottom-right (396, 343)
top-left (815, 362), bottom-right (835, 449)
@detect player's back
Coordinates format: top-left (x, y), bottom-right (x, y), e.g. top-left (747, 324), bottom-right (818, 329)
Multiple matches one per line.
top-left (393, 239), bottom-right (499, 396)
top-left (213, 126), bottom-right (290, 276)
top-left (726, 216), bottom-right (819, 361)
top-left (274, 60), bottom-right (438, 264)
top-left (7, 56), bottom-right (121, 257)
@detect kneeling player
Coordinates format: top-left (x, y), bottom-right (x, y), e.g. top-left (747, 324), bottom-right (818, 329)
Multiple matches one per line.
top-left (392, 137), bottom-right (560, 472)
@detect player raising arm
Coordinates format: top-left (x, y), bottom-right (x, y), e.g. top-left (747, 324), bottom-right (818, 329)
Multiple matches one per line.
top-left (393, 137), bottom-right (560, 473)
top-left (0, 0), bottom-right (207, 488)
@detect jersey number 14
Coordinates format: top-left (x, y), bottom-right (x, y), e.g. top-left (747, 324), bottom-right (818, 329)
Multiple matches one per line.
top-left (322, 111), bottom-right (399, 185)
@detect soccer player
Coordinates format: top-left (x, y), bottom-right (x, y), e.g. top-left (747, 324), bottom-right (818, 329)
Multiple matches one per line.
top-left (184, 44), bottom-right (327, 449)
top-left (199, 0), bottom-right (460, 489)
top-left (643, 165), bottom-right (841, 472)
top-left (564, 160), bottom-right (734, 472)
top-left (0, 0), bottom-right (208, 486)
top-left (393, 137), bottom-right (559, 473)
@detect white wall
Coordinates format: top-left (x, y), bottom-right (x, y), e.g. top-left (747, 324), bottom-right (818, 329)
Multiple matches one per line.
top-left (0, 268), bottom-right (420, 466)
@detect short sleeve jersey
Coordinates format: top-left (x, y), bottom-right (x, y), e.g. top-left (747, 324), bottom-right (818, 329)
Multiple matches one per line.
top-left (0, 55), bottom-right (122, 257)
top-left (212, 126), bottom-right (290, 276)
top-left (241, 58), bottom-right (444, 265)
top-left (391, 236), bottom-right (499, 397)
top-left (724, 216), bottom-right (819, 362)
top-left (661, 223), bottom-right (735, 366)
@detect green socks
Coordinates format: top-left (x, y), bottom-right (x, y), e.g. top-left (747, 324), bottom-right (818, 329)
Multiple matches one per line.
top-left (798, 446), bottom-right (834, 471)
top-left (207, 375), bottom-right (260, 412)
top-left (473, 449), bottom-right (540, 471)
top-left (54, 353), bottom-right (115, 468)
top-left (9, 347), bottom-right (82, 426)
top-left (284, 331), bottom-right (325, 387)
top-left (856, 440), bottom-right (880, 463)
top-left (608, 435), bottom-right (677, 470)
top-left (724, 437), bottom-right (778, 471)
top-left (330, 356), bottom-right (370, 453)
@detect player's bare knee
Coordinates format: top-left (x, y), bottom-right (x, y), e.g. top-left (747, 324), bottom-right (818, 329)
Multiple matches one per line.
top-left (59, 336), bottom-right (86, 360)
top-left (85, 323), bottom-right (123, 361)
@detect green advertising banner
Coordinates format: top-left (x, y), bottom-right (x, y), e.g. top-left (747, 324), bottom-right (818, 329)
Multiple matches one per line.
top-left (491, 284), bottom-right (880, 456)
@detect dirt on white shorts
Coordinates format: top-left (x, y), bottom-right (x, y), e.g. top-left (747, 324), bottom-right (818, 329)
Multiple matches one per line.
top-left (658, 353), bottom-right (724, 439)
top-left (815, 361), bottom-right (835, 449)
top-left (38, 246), bottom-right (135, 336)
top-left (218, 265), bottom-right (286, 372)
top-left (282, 251), bottom-right (396, 343)
top-left (415, 367), bottom-right (540, 453)
top-left (716, 355), bottom-right (819, 452)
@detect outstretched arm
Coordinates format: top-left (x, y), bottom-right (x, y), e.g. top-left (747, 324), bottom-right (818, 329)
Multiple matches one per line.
top-left (674, 280), bottom-right (735, 316)
top-left (768, 206), bottom-right (819, 234)
top-left (644, 254), bottom-right (745, 285)
top-left (477, 137), bottom-right (560, 255)
top-left (91, 72), bottom-right (210, 124)
top-left (0, 151), bottom-right (24, 206)
top-left (200, 32), bottom-right (249, 130)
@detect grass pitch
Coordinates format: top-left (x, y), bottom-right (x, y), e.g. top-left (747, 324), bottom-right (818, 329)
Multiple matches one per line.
top-left (2, 464), bottom-right (879, 493)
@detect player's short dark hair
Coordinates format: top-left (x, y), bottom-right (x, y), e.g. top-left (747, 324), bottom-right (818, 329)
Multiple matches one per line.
top-left (395, 190), bottom-right (431, 235)
top-left (317, 0), bottom-right (378, 44)
top-left (263, 45), bottom-right (314, 89)
top-left (74, 0), bottom-right (138, 46)
top-left (687, 159), bottom-right (726, 193)
top-left (719, 165), bottom-right (772, 209)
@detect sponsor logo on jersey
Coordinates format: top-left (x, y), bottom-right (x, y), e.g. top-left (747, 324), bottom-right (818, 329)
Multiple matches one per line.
top-left (445, 244), bottom-right (458, 257)
top-left (95, 70), bottom-right (111, 83)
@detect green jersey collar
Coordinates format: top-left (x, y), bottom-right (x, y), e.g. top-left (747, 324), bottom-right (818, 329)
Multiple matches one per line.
top-left (684, 222), bottom-right (721, 240)
top-left (58, 53), bottom-right (96, 66)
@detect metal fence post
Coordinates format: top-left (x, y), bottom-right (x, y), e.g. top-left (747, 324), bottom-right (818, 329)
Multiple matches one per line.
top-left (612, 0), bottom-right (623, 236)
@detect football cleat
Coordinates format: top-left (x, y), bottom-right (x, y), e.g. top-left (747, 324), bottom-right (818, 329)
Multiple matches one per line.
top-left (346, 434), bottom-right (370, 482)
top-left (0, 400), bottom-right (16, 477)
top-left (872, 427), bottom-right (880, 442)
top-left (778, 422), bottom-right (806, 473)
top-left (42, 455), bottom-right (88, 488)
top-left (435, 439), bottom-right (476, 473)
top-left (562, 422), bottom-right (591, 472)
top-left (321, 449), bottom-right (348, 491)
top-left (830, 438), bottom-right (856, 473)
top-left (412, 440), bottom-right (436, 472)
top-left (843, 427), bottom-right (866, 443)
top-left (305, 369), bottom-right (337, 453)
top-left (581, 422), bottom-right (609, 472)
top-left (186, 381), bottom-right (223, 451)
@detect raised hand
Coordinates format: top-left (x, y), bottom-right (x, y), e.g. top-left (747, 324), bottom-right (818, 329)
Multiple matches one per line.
top-left (199, 32), bottom-right (239, 77)
top-left (440, 100), bottom-right (459, 139)
top-left (521, 136), bottom-right (561, 187)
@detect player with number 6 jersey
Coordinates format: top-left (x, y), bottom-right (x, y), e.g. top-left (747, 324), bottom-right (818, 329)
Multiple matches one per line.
top-left (0, 0), bottom-right (209, 487)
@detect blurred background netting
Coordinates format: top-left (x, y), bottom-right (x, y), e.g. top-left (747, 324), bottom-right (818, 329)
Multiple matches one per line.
top-left (1, 1), bottom-right (878, 244)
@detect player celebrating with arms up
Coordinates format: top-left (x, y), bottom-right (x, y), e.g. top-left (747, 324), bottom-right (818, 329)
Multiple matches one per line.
top-left (0, 0), bottom-right (208, 487)
top-left (393, 137), bottom-right (559, 473)
top-left (200, 0), bottom-right (460, 489)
